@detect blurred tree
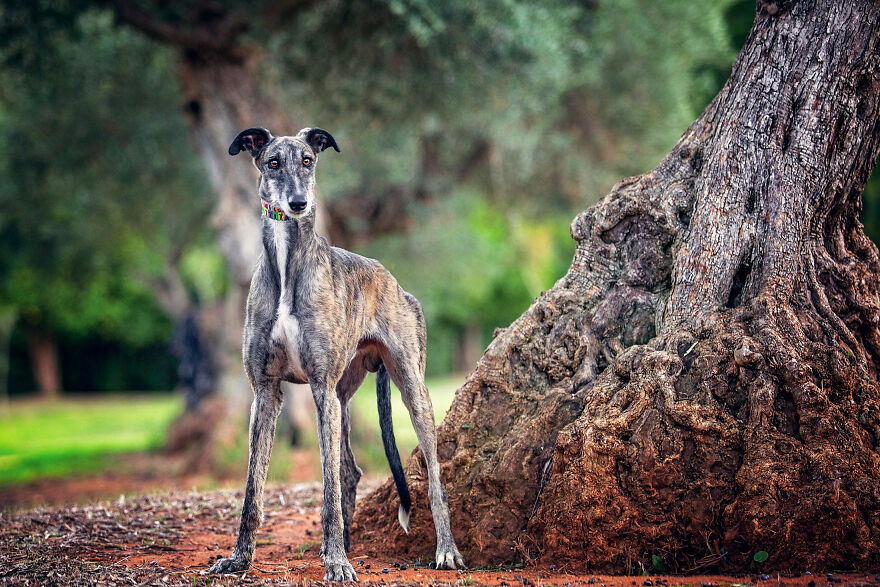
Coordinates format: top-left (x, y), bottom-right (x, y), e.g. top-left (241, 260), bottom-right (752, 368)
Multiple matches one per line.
top-left (280, 0), bottom-right (738, 372)
top-left (0, 0), bottom-right (744, 463)
top-left (0, 306), bottom-right (15, 409)
top-left (0, 9), bottom-right (214, 395)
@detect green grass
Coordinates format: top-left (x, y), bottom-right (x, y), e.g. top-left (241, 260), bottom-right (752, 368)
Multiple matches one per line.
top-left (0, 394), bottom-right (181, 486)
top-left (266, 374), bottom-right (463, 481)
top-left (0, 374), bottom-right (462, 487)
top-left (348, 373), bottom-right (462, 474)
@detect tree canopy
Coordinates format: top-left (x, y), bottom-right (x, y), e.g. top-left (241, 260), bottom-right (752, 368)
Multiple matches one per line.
top-left (0, 0), bottom-right (778, 388)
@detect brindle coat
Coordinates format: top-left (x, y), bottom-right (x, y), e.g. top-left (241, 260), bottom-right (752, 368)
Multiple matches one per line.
top-left (208, 127), bottom-right (464, 581)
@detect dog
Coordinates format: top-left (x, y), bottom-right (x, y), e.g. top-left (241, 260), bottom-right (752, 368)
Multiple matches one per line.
top-left (208, 127), bottom-right (464, 581)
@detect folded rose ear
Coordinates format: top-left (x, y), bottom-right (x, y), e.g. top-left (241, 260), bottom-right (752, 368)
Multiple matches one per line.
top-left (298, 128), bottom-right (340, 154)
top-left (229, 127), bottom-right (274, 157)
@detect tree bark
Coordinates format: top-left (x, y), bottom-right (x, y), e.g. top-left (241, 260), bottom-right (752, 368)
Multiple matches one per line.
top-left (356, 0), bottom-right (880, 572)
top-left (26, 326), bottom-right (61, 398)
top-left (0, 307), bottom-right (17, 411)
top-left (165, 51), bottom-right (316, 465)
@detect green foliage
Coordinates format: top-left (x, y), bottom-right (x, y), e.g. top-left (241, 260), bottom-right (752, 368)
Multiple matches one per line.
top-left (358, 190), bottom-right (573, 373)
top-left (345, 374), bottom-right (460, 474)
top-left (0, 10), bottom-right (214, 367)
top-left (280, 0), bottom-right (739, 204)
top-left (0, 0), bottom-right (754, 391)
top-left (270, 0), bottom-right (743, 375)
top-left (753, 550), bottom-right (769, 563)
top-left (651, 554), bottom-right (666, 573)
top-left (0, 394), bottom-right (181, 485)
top-left (862, 168), bottom-right (880, 244)
top-left (179, 244), bottom-right (229, 304)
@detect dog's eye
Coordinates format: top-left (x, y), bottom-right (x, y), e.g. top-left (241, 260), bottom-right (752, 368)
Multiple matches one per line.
top-left (302, 158), bottom-right (312, 167)
top-left (268, 159), bottom-right (279, 169)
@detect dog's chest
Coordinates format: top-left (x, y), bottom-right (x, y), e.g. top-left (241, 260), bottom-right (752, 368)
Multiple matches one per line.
top-left (268, 227), bottom-right (308, 382)
top-left (270, 303), bottom-right (307, 381)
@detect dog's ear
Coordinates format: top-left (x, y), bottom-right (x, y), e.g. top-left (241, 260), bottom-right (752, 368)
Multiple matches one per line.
top-left (299, 128), bottom-right (340, 154)
top-left (229, 127), bottom-right (274, 157)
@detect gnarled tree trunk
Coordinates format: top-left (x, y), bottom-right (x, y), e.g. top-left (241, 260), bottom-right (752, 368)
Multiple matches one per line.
top-left (356, 0), bottom-right (880, 572)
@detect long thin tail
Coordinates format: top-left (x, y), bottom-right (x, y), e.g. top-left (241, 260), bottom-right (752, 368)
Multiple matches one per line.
top-left (377, 362), bottom-right (412, 533)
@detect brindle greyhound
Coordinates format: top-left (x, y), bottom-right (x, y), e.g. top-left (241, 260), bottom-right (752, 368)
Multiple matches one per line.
top-left (208, 127), bottom-right (464, 581)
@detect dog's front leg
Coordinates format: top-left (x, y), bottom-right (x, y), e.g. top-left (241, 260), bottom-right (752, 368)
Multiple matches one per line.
top-left (313, 380), bottom-right (357, 582)
top-left (209, 382), bottom-right (282, 574)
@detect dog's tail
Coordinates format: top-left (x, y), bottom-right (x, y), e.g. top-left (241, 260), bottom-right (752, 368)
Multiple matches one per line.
top-left (377, 362), bottom-right (412, 533)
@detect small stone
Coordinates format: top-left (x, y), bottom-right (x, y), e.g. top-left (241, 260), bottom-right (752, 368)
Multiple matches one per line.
top-left (760, 574), bottom-right (770, 581)
top-left (644, 581), bottom-right (653, 586)
top-left (215, 555), bottom-right (222, 560)
top-left (365, 564), bottom-right (371, 569)
top-left (807, 581), bottom-right (815, 587)
top-left (400, 565), bottom-right (408, 571)
top-left (804, 571), bottom-right (812, 576)
top-left (428, 562), bottom-right (437, 570)
top-left (549, 565), bottom-right (557, 571)
top-left (394, 562), bottom-right (400, 568)
top-left (589, 579), bottom-right (597, 585)
top-left (873, 575), bottom-right (880, 582)
top-left (381, 568), bottom-right (389, 574)
top-left (358, 560), bottom-right (364, 566)
top-left (150, 561), bottom-right (158, 566)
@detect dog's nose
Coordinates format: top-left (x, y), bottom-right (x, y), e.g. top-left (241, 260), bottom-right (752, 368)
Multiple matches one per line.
top-left (289, 198), bottom-right (308, 213)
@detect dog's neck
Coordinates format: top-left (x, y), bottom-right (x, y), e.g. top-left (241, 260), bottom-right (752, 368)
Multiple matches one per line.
top-left (261, 206), bottom-right (319, 297)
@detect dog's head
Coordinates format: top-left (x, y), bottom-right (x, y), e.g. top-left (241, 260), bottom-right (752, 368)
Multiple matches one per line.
top-left (229, 127), bottom-right (339, 219)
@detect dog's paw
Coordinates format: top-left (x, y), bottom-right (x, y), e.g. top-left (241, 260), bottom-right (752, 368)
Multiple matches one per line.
top-left (208, 554), bottom-right (250, 575)
top-left (436, 544), bottom-right (465, 570)
top-left (323, 558), bottom-right (358, 582)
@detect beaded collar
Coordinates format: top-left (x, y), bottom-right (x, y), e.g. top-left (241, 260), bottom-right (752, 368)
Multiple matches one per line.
top-left (261, 199), bottom-right (291, 221)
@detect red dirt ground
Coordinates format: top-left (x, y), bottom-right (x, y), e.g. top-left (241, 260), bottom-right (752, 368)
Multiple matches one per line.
top-left (2, 476), bottom-right (879, 586)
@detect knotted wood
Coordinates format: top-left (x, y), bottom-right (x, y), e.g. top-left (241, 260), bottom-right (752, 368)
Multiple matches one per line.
top-left (356, 0), bottom-right (880, 572)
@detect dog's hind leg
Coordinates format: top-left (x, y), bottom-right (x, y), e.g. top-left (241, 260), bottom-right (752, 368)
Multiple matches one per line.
top-left (335, 362), bottom-right (367, 551)
top-left (209, 380), bottom-right (282, 574)
top-left (382, 346), bottom-right (464, 570)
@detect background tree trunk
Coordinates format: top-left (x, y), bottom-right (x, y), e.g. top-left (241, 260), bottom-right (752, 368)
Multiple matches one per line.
top-left (109, 1), bottom-right (448, 462)
top-left (356, 0), bottom-right (880, 572)
top-left (166, 52), bottom-right (319, 465)
top-left (26, 326), bottom-right (61, 398)
top-left (0, 307), bottom-right (17, 412)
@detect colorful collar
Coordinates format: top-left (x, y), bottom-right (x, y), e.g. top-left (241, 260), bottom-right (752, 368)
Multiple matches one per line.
top-left (262, 200), bottom-right (291, 221)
